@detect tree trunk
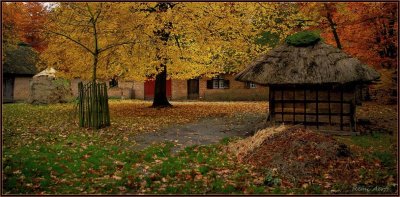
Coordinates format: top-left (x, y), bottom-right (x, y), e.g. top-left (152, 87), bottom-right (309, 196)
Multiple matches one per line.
top-left (92, 54), bottom-right (98, 129)
top-left (324, 3), bottom-right (342, 49)
top-left (152, 64), bottom-right (172, 108)
top-left (151, 3), bottom-right (174, 108)
top-left (93, 55), bottom-right (98, 82)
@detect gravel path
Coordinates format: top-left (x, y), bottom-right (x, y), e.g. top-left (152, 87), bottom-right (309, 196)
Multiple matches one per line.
top-left (133, 113), bottom-right (266, 152)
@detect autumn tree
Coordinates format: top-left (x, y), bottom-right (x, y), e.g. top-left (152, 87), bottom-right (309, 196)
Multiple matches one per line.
top-left (19, 2), bottom-right (49, 52)
top-left (40, 2), bottom-right (308, 108)
top-left (2, 2), bottom-right (48, 51)
top-left (2, 2), bottom-right (24, 45)
top-left (40, 2), bottom-right (143, 82)
top-left (125, 2), bottom-right (305, 107)
top-left (299, 2), bottom-right (398, 69)
top-left (40, 2), bottom-right (143, 128)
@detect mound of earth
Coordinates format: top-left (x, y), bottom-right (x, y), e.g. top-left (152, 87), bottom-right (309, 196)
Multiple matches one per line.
top-left (228, 126), bottom-right (375, 190)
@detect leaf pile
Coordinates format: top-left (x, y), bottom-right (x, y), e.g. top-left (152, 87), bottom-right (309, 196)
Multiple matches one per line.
top-left (231, 126), bottom-right (397, 193)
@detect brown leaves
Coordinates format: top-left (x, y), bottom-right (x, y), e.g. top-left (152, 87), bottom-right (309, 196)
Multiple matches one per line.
top-left (235, 126), bottom-right (394, 192)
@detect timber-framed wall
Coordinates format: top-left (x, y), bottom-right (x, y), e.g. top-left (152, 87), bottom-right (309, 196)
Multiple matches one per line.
top-left (268, 84), bottom-right (357, 132)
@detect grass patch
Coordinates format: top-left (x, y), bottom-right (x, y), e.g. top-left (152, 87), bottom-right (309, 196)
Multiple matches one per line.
top-left (2, 101), bottom-right (397, 194)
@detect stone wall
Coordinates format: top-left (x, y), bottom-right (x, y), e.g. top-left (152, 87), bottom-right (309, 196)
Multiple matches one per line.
top-left (13, 77), bottom-right (32, 101)
top-left (69, 75), bottom-right (270, 101)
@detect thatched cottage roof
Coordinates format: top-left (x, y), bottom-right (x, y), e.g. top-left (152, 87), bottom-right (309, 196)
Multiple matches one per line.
top-left (34, 67), bottom-right (57, 78)
top-left (3, 45), bottom-right (38, 76)
top-left (235, 41), bottom-right (380, 85)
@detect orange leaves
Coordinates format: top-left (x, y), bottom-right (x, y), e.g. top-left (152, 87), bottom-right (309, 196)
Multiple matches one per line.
top-left (301, 2), bottom-right (398, 70)
top-left (2, 2), bottom-right (48, 51)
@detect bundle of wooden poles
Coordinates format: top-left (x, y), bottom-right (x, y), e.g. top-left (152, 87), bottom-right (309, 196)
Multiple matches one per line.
top-left (78, 81), bottom-right (110, 129)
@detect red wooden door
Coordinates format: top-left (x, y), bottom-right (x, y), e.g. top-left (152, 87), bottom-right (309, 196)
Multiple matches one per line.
top-left (144, 79), bottom-right (172, 100)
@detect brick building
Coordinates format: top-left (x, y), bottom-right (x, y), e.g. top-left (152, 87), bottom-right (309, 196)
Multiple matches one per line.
top-left (71, 73), bottom-right (269, 101)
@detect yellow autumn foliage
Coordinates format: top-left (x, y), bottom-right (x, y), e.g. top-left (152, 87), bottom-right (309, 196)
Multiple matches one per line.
top-left (39, 2), bottom-right (307, 81)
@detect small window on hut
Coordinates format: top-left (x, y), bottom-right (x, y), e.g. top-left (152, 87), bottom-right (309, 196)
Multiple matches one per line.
top-left (246, 82), bottom-right (256, 89)
top-left (207, 75), bottom-right (229, 89)
top-left (109, 77), bottom-right (118, 88)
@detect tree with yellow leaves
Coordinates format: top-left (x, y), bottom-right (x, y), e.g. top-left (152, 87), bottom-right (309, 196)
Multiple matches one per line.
top-left (41, 2), bottom-right (305, 108)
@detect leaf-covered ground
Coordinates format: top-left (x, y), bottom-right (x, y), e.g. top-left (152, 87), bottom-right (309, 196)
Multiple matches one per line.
top-left (2, 100), bottom-right (397, 194)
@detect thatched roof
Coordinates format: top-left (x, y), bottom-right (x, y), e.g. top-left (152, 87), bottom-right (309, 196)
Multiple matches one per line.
top-left (3, 45), bottom-right (38, 76)
top-left (235, 41), bottom-right (380, 85)
top-left (34, 67), bottom-right (57, 78)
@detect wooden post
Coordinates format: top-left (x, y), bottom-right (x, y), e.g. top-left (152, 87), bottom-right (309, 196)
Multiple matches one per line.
top-left (293, 87), bottom-right (295, 124)
top-left (97, 83), bottom-right (102, 127)
top-left (105, 83), bottom-right (110, 126)
top-left (268, 86), bottom-right (271, 121)
top-left (340, 86), bottom-right (344, 130)
top-left (281, 89), bottom-right (284, 122)
top-left (304, 87), bottom-right (307, 128)
top-left (316, 87), bottom-right (319, 129)
top-left (270, 86), bottom-right (275, 123)
top-left (78, 82), bottom-right (84, 127)
top-left (350, 87), bottom-right (356, 132)
top-left (77, 82), bottom-right (110, 129)
top-left (86, 84), bottom-right (90, 127)
top-left (93, 82), bottom-right (98, 129)
top-left (328, 88), bottom-right (331, 125)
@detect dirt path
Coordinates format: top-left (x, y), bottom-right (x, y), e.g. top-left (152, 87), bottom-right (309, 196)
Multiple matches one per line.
top-left (133, 113), bottom-right (266, 151)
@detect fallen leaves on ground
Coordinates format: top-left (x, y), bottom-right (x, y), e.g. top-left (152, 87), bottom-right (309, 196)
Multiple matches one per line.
top-left (2, 100), bottom-right (397, 194)
top-left (228, 125), bottom-right (397, 194)
top-left (2, 100), bottom-right (267, 194)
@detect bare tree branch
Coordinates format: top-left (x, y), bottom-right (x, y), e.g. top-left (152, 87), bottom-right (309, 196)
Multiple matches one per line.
top-left (47, 29), bottom-right (94, 55)
top-left (98, 41), bottom-right (137, 53)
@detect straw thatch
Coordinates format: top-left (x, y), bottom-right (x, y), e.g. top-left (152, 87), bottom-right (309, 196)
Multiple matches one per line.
top-left (3, 45), bottom-right (37, 76)
top-left (227, 125), bottom-right (288, 162)
top-left (235, 41), bottom-right (380, 85)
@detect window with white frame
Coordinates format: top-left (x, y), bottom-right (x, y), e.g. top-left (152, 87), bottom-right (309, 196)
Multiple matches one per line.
top-left (246, 82), bottom-right (256, 89)
top-left (207, 75), bottom-right (230, 89)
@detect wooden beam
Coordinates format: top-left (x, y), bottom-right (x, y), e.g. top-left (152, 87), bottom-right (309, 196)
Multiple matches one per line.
top-left (268, 86), bottom-right (271, 121)
top-left (316, 87), bottom-right (319, 129)
top-left (340, 86), bottom-right (344, 130)
top-left (281, 89), bottom-right (284, 121)
top-left (271, 120), bottom-right (352, 127)
top-left (293, 88), bottom-right (295, 123)
top-left (272, 100), bottom-right (353, 104)
top-left (274, 111), bottom-right (352, 116)
top-left (304, 88), bottom-right (307, 128)
top-left (270, 86), bottom-right (275, 122)
top-left (328, 88), bottom-right (331, 125)
top-left (350, 90), bottom-right (356, 132)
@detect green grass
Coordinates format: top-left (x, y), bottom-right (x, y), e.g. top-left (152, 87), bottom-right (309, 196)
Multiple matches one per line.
top-left (335, 133), bottom-right (397, 194)
top-left (2, 102), bottom-right (397, 194)
top-left (336, 133), bottom-right (397, 167)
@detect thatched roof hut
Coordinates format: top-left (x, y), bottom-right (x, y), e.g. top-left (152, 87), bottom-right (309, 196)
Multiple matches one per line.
top-left (235, 36), bottom-right (380, 133)
top-left (235, 41), bottom-right (380, 85)
top-left (3, 44), bottom-right (38, 103)
top-left (3, 44), bottom-right (38, 76)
